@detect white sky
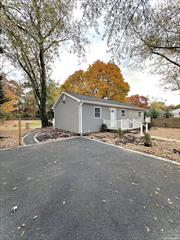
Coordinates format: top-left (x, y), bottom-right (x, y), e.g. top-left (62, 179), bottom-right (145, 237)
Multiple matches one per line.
top-left (51, 40), bottom-right (180, 105)
top-left (3, 36), bottom-right (180, 105)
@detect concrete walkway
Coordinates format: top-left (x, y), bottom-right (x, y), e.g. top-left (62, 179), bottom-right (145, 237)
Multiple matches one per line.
top-left (23, 131), bottom-right (38, 145)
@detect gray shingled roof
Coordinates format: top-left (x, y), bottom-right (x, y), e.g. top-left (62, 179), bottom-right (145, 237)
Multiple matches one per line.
top-left (67, 92), bottom-right (145, 111)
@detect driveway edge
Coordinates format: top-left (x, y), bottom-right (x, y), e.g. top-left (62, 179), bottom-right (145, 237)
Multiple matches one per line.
top-left (34, 132), bottom-right (40, 143)
top-left (0, 136), bottom-right (81, 152)
top-left (84, 137), bottom-right (180, 166)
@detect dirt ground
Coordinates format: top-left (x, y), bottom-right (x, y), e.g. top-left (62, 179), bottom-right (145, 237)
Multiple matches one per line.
top-left (149, 127), bottom-right (180, 140)
top-left (0, 120), bottom-right (41, 149)
top-left (88, 131), bottom-right (180, 163)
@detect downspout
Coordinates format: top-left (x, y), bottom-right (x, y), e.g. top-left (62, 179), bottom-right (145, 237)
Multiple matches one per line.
top-left (79, 101), bottom-right (83, 135)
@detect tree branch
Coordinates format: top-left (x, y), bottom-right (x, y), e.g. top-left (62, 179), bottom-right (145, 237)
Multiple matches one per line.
top-left (151, 50), bottom-right (180, 68)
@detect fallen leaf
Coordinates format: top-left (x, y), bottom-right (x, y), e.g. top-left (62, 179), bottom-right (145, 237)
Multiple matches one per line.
top-left (33, 215), bottom-right (38, 220)
top-left (168, 198), bottom-right (173, 205)
top-left (11, 206), bottom-right (18, 212)
top-left (132, 182), bottom-right (138, 186)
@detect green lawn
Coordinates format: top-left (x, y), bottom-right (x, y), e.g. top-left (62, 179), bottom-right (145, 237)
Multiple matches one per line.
top-left (29, 120), bottom-right (42, 129)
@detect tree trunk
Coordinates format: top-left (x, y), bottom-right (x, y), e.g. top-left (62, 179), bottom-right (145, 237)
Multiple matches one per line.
top-left (39, 101), bottom-right (48, 127)
top-left (39, 47), bottom-right (49, 128)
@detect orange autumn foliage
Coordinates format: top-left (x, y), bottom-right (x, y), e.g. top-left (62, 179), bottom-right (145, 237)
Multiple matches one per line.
top-left (128, 94), bottom-right (149, 109)
top-left (61, 60), bottom-right (130, 102)
top-left (1, 80), bottom-right (19, 114)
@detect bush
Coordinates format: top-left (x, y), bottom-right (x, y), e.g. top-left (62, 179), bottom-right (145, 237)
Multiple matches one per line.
top-left (100, 123), bottom-right (107, 132)
top-left (117, 128), bottom-right (123, 139)
top-left (143, 133), bottom-right (152, 147)
top-left (48, 121), bottom-right (53, 126)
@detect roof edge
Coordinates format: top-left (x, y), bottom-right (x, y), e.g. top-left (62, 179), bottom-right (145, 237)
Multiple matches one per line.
top-left (53, 92), bottom-right (146, 111)
top-left (52, 92), bottom-right (80, 109)
top-left (82, 100), bottom-right (146, 111)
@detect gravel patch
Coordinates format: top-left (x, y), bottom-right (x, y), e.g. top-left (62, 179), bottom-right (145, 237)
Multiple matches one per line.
top-left (87, 131), bottom-right (180, 163)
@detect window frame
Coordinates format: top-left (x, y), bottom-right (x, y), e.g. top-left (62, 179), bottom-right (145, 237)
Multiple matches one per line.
top-left (138, 111), bottom-right (142, 117)
top-left (121, 109), bottom-right (126, 117)
top-left (94, 106), bottom-right (102, 119)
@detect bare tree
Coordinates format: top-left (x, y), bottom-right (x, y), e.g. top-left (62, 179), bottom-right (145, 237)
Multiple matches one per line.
top-left (81, 0), bottom-right (180, 91)
top-left (1, 0), bottom-right (87, 126)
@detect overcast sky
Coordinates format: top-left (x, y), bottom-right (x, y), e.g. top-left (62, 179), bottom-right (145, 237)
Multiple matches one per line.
top-left (4, 35), bottom-right (180, 105)
top-left (51, 39), bottom-right (180, 105)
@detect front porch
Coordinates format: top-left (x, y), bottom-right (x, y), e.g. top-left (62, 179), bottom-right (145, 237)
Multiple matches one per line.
top-left (103, 118), bottom-right (143, 131)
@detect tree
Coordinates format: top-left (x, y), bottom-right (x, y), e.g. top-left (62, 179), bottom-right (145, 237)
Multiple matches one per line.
top-left (145, 108), bottom-right (160, 119)
top-left (163, 109), bottom-right (173, 118)
top-left (150, 101), bottom-right (166, 112)
top-left (47, 79), bottom-right (61, 111)
top-left (61, 60), bottom-right (130, 102)
top-left (1, 0), bottom-right (87, 127)
top-left (0, 74), bottom-right (9, 105)
top-left (128, 94), bottom-right (149, 109)
top-left (1, 79), bottom-right (19, 116)
top-left (81, 0), bottom-right (180, 91)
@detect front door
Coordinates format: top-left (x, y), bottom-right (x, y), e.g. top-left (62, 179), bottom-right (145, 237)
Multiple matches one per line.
top-left (110, 108), bottom-right (116, 128)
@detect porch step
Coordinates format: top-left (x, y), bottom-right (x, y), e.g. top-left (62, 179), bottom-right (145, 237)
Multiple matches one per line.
top-left (125, 129), bottom-right (139, 134)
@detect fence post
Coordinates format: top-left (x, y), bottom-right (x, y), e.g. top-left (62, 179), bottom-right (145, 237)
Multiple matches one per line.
top-left (146, 123), bottom-right (148, 133)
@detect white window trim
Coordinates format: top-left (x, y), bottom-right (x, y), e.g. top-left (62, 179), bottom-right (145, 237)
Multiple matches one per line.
top-left (94, 106), bottom-right (102, 119)
top-left (121, 109), bottom-right (126, 117)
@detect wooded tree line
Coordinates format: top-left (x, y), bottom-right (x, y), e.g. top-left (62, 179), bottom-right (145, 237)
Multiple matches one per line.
top-left (0, 75), bottom-right (60, 119)
top-left (1, 0), bottom-right (179, 126)
top-left (1, 59), bottom-right (179, 120)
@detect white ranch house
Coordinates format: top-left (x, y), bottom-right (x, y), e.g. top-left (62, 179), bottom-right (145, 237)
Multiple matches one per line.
top-left (52, 92), bottom-right (146, 134)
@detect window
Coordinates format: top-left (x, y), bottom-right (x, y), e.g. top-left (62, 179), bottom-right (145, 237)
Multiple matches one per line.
top-left (121, 109), bottom-right (126, 117)
top-left (138, 112), bottom-right (142, 117)
top-left (94, 107), bottom-right (101, 118)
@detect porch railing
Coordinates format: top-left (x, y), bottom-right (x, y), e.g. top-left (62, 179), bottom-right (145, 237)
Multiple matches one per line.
top-left (103, 118), bottom-right (148, 135)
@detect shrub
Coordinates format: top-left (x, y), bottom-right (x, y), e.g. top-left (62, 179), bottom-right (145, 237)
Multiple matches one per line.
top-left (100, 123), bottom-right (107, 132)
top-left (117, 128), bottom-right (123, 139)
top-left (143, 133), bottom-right (152, 147)
top-left (48, 121), bottom-right (53, 126)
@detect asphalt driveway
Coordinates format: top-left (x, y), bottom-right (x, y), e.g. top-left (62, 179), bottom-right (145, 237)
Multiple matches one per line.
top-left (0, 138), bottom-right (180, 240)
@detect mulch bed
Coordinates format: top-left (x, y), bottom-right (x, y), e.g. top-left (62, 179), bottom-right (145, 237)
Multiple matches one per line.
top-left (36, 127), bottom-right (78, 142)
top-left (87, 131), bottom-right (180, 163)
top-left (0, 129), bottom-right (31, 149)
